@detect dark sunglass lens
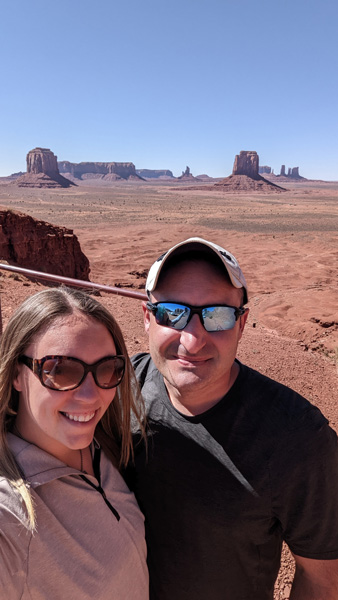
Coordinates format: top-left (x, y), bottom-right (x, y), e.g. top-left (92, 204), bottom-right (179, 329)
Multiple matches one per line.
top-left (156, 303), bottom-right (190, 330)
top-left (96, 358), bottom-right (125, 388)
top-left (202, 306), bottom-right (236, 332)
top-left (42, 358), bottom-right (84, 390)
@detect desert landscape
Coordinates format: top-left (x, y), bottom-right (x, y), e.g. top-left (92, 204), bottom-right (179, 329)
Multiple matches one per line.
top-left (0, 175), bottom-right (337, 599)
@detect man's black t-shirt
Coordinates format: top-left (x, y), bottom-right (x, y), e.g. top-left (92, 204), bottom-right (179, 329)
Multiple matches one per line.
top-left (127, 353), bottom-right (338, 600)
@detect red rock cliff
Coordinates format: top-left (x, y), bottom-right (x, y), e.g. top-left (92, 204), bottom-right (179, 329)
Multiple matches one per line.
top-left (58, 161), bottom-right (143, 181)
top-left (0, 209), bottom-right (90, 280)
top-left (27, 147), bottom-right (59, 177)
top-left (233, 151), bottom-right (260, 179)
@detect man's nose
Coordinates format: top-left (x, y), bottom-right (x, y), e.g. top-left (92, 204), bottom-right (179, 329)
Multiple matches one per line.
top-left (179, 314), bottom-right (208, 354)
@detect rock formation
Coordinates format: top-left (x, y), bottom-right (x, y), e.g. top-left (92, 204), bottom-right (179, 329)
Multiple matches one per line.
top-left (212, 174), bottom-right (286, 192)
top-left (233, 151), bottom-right (260, 179)
top-left (195, 174), bottom-right (215, 181)
top-left (178, 166), bottom-right (198, 181)
top-left (291, 167), bottom-right (301, 178)
top-left (0, 209), bottom-right (89, 280)
top-left (188, 151), bottom-right (286, 193)
top-left (179, 150), bottom-right (286, 193)
top-left (8, 172), bottom-right (25, 180)
top-left (136, 169), bottom-right (174, 179)
top-left (27, 147), bottom-right (59, 177)
top-left (15, 148), bottom-right (75, 188)
top-left (259, 165), bottom-right (305, 181)
top-left (275, 165), bottom-right (305, 180)
top-left (213, 151), bottom-right (285, 192)
top-left (58, 161), bottom-right (144, 181)
top-left (258, 166), bottom-right (271, 174)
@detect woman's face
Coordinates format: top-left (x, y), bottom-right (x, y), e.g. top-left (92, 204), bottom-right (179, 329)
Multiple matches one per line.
top-left (13, 311), bottom-right (118, 464)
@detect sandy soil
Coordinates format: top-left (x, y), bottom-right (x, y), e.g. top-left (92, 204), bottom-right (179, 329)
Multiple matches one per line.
top-left (0, 179), bottom-right (337, 599)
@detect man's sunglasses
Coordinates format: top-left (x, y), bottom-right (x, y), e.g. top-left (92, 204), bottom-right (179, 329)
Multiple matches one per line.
top-left (146, 301), bottom-right (247, 332)
top-left (19, 355), bottom-right (126, 391)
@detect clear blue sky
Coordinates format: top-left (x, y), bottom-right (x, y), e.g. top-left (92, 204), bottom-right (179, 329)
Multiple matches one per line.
top-left (1, 0), bottom-right (338, 179)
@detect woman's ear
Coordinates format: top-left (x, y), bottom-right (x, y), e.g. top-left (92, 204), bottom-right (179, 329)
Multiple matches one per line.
top-left (12, 364), bottom-right (23, 392)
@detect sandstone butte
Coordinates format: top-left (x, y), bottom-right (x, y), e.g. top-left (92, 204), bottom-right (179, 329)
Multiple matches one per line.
top-left (182, 151), bottom-right (287, 193)
top-left (213, 151), bottom-right (286, 192)
top-left (14, 148), bottom-right (75, 188)
top-left (58, 160), bottom-right (144, 181)
top-left (0, 208), bottom-right (90, 280)
top-left (136, 169), bottom-right (174, 179)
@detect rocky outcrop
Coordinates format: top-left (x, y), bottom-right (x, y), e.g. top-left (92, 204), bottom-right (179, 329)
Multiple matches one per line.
top-left (178, 166), bottom-right (198, 181)
top-left (27, 147), bottom-right (59, 177)
top-left (190, 151), bottom-right (286, 193)
top-left (212, 174), bottom-right (286, 192)
top-left (291, 167), bottom-right (301, 178)
top-left (276, 165), bottom-right (305, 180)
top-left (258, 166), bottom-right (271, 174)
top-left (15, 148), bottom-right (75, 188)
top-left (136, 169), bottom-right (174, 179)
top-left (8, 172), bottom-right (25, 180)
top-left (260, 165), bottom-right (305, 180)
top-left (195, 174), bottom-right (215, 181)
top-left (233, 151), bottom-right (260, 179)
top-left (0, 209), bottom-right (89, 279)
top-left (15, 173), bottom-right (76, 188)
top-left (258, 165), bottom-right (306, 181)
top-left (58, 161), bottom-right (144, 181)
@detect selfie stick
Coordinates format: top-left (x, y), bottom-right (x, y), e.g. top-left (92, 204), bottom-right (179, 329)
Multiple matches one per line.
top-left (0, 263), bottom-right (148, 335)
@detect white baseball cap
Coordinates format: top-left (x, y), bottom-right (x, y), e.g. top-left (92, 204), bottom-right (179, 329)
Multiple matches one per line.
top-left (146, 237), bottom-right (248, 304)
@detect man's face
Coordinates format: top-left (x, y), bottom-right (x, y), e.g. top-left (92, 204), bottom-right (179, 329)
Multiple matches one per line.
top-left (143, 259), bottom-right (248, 410)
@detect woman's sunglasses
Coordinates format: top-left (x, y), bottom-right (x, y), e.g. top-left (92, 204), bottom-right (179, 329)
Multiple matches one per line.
top-left (19, 355), bottom-right (126, 391)
top-left (146, 301), bottom-right (247, 332)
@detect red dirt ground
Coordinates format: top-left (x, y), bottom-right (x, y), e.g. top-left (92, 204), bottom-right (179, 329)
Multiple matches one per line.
top-left (0, 179), bottom-right (337, 599)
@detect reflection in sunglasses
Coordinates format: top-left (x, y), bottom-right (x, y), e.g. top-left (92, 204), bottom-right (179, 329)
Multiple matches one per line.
top-left (146, 301), bottom-right (246, 332)
top-left (19, 355), bottom-right (126, 391)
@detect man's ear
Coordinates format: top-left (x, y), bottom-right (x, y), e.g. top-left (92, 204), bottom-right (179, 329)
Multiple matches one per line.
top-left (142, 301), bottom-right (150, 334)
top-left (238, 308), bottom-right (249, 338)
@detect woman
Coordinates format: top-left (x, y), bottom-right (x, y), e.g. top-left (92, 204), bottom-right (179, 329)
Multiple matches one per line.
top-left (0, 287), bottom-right (148, 599)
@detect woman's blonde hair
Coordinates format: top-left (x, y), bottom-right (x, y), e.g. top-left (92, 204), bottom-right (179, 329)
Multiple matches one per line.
top-left (0, 286), bottom-right (145, 530)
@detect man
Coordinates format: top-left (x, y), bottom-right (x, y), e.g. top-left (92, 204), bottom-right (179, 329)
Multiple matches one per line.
top-left (127, 237), bottom-right (338, 599)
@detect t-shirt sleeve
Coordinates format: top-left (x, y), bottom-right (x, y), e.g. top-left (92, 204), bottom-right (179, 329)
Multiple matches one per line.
top-left (270, 407), bottom-right (338, 559)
